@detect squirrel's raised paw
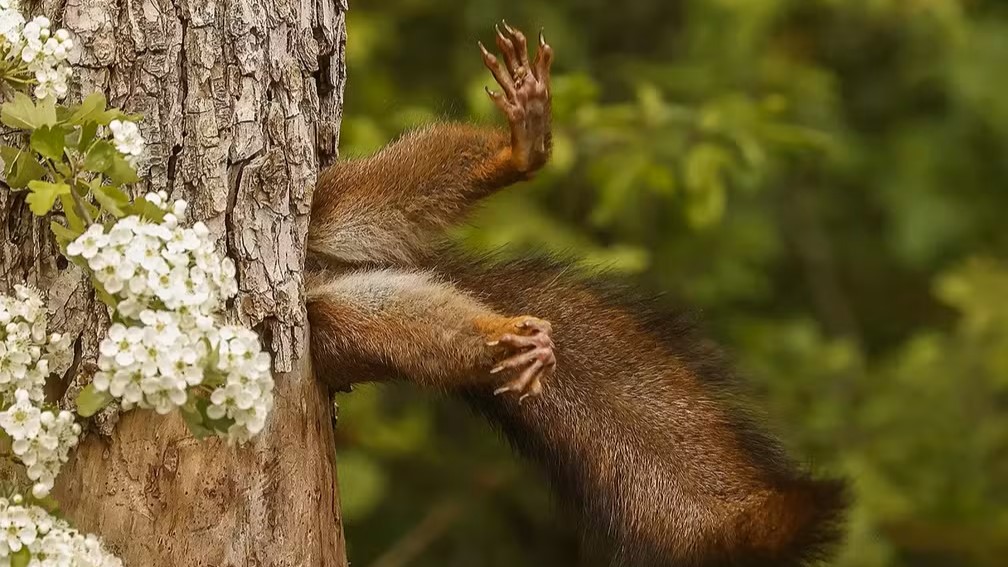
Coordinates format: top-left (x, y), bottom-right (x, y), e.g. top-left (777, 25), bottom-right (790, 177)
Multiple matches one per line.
top-left (479, 21), bottom-right (553, 174)
top-left (487, 316), bottom-right (555, 403)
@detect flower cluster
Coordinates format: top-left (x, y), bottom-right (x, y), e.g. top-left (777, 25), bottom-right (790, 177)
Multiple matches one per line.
top-left (93, 318), bottom-right (205, 414)
top-left (67, 197), bottom-right (237, 319)
top-left (0, 287), bottom-right (78, 498)
top-left (0, 286), bottom-right (72, 404)
top-left (108, 120), bottom-right (144, 166)
top-left (0, 3), bottom-right (74, 99)
top-left (0, 390), bottom-right (80, 498)
top-left (205, 326), bottom-right (273, 442)
top-left (68, 193), bottom-right (273, 443)
top-left (0, 495), bottom-right (122, 566)
top-left (0, 0), bottom-right (22, 48)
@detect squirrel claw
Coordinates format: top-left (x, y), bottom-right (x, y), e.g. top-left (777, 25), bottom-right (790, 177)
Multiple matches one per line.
top-left (489, 316), bottom-right (555, 401)
top-left (493, 360), bottom-right (543, 400)
top-left (478, 22), bottom-right (553, 173)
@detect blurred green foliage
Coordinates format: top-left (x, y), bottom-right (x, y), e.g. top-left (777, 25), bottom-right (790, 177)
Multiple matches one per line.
top-left (333, 1), bottom-right (1008, 565)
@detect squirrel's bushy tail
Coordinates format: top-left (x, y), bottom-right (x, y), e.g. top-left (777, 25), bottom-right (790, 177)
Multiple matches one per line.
top-left (729, 476), bottom-right (849, 566)
top-left (436, 253), bottom-right (849, 567)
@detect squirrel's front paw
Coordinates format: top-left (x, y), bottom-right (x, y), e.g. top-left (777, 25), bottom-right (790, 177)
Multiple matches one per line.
top-left (487, 316), bottom-right (556, 403)
top-left (479, 22), bottom-right (553, 174)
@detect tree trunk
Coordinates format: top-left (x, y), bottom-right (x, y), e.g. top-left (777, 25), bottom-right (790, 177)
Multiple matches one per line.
top-left (0, 0), bottom-right (349, 565)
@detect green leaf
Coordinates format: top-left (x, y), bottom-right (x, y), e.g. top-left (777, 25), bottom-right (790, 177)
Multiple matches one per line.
top-left (192, 396), bottom-right (235, 434)
top-left (50, 220), bottom-right (81, 246)
top-left (67, 92), bottom-right (107, 124)
top-left (180, 397), bottom-right (236, 439)
top-left (65, 92), bottom-right (133, 126)
top-left (124, 195), bottom-right (166, 223)
top-left (204, 412), bottom-right (234, 434)
top-left (0, 144), bottom-right (20, 174)
top-left (29, 494), bottom-right (61, 515)
top-left (30, 124), bottom-right (67, 161)
top-left (59, 194), bottom-right (84, 232)
top-left (6, 152), bottom-right (48, 189)
top-left (78, 121), bottom-right (98, 151)
top-left (83, 140), bottom-right (115, 173)
top-left (52, 159), bottom-right (71, 177)
top-left (10, 547), bottom-right (29, 567)
top-left (58, 192), bottom-right (97, 230)
top-left (106, 153), bottom-right (140, 184)
top-left (92, 183), bottom-right (130, 217)
top-left (1, 91), bottom-right (41, 130)
top-left (0, 92), bottom-right (58, 131)
top-left (180, 403), bottom-right (215, 439)
top-left (92, 278), bottom-right (117, 308)
top-left (35, 95), bottom-right (58, 126)
top-left (76, 384), bottom-right (113, 417)
top-left (25, 180), bottom-right (70, 216)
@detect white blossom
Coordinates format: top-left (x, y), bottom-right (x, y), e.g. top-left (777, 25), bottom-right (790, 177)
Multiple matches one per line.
top-left (205, 325), bottom-right (274, 443)
top-left (18, 16), bottom-right (49, 64)
top-left (0, 390), bottom-right (40, 439)
top-left (0, 1), bottom-right (24, 50)
top-left (65, 224), bottom-right (106, 260)
top-left (0, 389), bottom-right (80, 498)
top-left (33, 63), bottom-right (70, 100)
top-left (0, 496), bottom-right (122, 566)
top-left (108, 120), bottom-right (145, 165)
top-left (0, 288), bottom-right (78, 497)
top-left (91, 313), bottom-right (273, 442)
top-left (0, 286), bottom-right (72, 404)
top-left (68, 197), bottom-right (274, 443)
top-left (0, 11), bottom-right (75, 100)
top-left (67, 204), bottom-right (237, 318)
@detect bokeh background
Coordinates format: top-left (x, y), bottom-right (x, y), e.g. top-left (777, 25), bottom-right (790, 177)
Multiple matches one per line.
top-left (332, 1), bottom-right (1007, 566)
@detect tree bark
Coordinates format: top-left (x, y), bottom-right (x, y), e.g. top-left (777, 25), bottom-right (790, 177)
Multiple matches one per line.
top-left (0, 0), bottom-right (348, 565)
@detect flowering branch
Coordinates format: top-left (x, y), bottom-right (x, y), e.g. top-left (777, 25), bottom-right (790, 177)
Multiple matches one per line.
top-left (0, 1), bottom-right (276, 563)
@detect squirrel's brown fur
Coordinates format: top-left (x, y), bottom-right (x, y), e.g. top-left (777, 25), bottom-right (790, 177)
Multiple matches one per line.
top-left (306, 23), bottom-right (848, 567)
top-left (428, 254), bottom-right (848, 567)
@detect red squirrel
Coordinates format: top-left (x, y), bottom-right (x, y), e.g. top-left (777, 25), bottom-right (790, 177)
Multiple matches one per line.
top-left (306, 23), bottom-right (848, 567)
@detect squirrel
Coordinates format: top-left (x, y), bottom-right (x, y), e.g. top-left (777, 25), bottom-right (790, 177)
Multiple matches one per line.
top-left (305, 22), bottom-right (848, 567)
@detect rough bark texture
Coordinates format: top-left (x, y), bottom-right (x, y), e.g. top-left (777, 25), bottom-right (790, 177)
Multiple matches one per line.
top-left (0, 0), bottom-right (348, 564)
